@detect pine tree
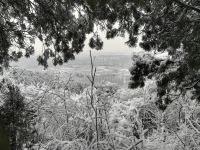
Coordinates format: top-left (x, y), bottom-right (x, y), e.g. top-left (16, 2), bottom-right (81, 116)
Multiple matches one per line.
top-left (0, 83), bottom-right (36, 150)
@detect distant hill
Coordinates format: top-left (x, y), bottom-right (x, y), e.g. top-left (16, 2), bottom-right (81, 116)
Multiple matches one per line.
top-left (11, 54), bottom-right (132, 70)
top-left (10, 54), bottom-right (132, 87)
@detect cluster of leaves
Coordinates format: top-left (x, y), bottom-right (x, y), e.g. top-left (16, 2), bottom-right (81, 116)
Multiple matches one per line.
top-left (1, 0), bottom-right (147, 68)
top-left (129, 50), bottom-right (200, 111)
top-left (1, 0), bottom-right (144, 68)
top-left (1, 0), bottom-right (94, 68)
top-left (126, 0), bottom-right (200, 110)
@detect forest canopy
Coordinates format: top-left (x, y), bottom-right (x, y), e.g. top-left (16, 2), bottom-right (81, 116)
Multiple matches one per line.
top-left (0, 0), bottom-right (200, 109)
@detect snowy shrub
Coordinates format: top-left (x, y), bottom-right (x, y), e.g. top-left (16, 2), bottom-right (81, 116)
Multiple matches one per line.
top-left (3, 68), bottom-right (200, 150)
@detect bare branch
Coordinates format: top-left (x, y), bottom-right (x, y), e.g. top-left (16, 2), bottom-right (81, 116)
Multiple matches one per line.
top-left (172, 0), bottom-right (200, 13)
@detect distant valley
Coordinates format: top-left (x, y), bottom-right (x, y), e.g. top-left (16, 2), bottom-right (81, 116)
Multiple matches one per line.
top-left (11, 54), bottom-right (133, 87)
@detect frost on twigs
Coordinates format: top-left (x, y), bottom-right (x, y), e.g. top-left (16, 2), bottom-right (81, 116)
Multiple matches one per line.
top-left (2, 68), bottom-right (200, 150)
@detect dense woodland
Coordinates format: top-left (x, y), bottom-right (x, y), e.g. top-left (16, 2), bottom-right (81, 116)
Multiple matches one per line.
top-left (1, 0), bottom-right (200, 149)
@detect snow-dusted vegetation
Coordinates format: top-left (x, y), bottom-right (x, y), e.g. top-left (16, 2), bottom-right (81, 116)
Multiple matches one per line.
top-left (1, 0), bottom-right (200, 149)
top-left (0, 67), bottom-right (199, 150)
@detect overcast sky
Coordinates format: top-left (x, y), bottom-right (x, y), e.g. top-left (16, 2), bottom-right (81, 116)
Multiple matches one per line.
top-left (34, 30), bottom-right (142, 58)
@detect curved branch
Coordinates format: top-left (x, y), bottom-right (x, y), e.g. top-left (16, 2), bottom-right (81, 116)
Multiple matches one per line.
top-left (172, 0), bottom-right (200, 13)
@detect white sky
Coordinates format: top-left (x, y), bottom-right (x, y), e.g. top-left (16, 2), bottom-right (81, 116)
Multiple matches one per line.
top-left (34, 30), bottom-right (142, 58)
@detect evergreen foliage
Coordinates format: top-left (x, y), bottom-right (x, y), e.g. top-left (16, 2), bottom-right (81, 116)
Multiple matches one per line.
top-left (1, 0), bottom-right (200, 109)
top-left (0, 83), bottom-right (36, 150)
